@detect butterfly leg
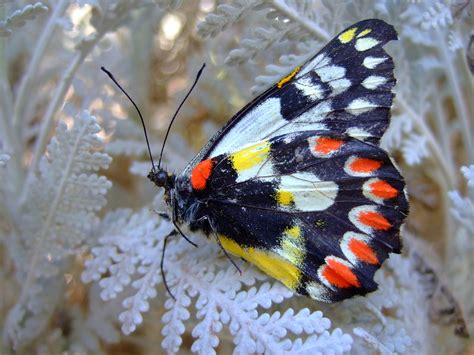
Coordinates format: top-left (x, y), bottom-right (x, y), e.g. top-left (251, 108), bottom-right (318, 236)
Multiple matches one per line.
top-left (151, 209), bottom-right (170, 220)
top-left (161, 230), bottom-right (178, 300)
top-left (172, 221), bottom-right (198, 247)
top-left (214, 234), bottom-right (242, 275)
top-left (206, 215), bottom-right (242, 275)
top-left (170, 193), bottom-right (198, 248)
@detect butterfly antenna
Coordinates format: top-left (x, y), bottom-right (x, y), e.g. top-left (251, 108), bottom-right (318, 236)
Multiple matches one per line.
top-left (157, 63), bottom-right (206, 169)
top-left (101, 66), bottom-right (156, 172)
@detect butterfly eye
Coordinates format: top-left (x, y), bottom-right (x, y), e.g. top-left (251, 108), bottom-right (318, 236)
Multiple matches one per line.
top-left (148, 169), bottom-right (170, 188)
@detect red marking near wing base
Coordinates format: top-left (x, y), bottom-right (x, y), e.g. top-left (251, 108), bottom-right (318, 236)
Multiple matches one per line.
top-left (348, 238), bottom-right (379, 264)
top-left (191, 159), bottom-right (214, 190)
top-left (322, 258), bottom-right (360, 288)
top-left (350, 157), bottom-right (382, 173)
top-left (369, 180), bottom-right (398, 199)
top-left (359, 211), bottom-right (391, 230)
top-left (314, 137), bottom-right (344, 154)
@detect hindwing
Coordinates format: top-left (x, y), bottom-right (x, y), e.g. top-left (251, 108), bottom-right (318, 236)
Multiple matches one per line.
top-left (199, 131), bottom-right (407, 302)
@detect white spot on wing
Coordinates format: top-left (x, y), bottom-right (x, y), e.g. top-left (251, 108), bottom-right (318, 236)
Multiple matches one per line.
top-left (346, 98), bottom-right (377, 115)
top-left (294, 77), bottom-right (325, 101)
top-left (279, 172), bottom-right (338, 211)
top-left (363, 56), bottom-right (387, 69)
top-left (355, 37), bottom-right (380, 51)
top-left (329, 78), bottom-right (351, 95)
top-left (306, 281), bottom-right (332, 302)
top-left (362, 75), bottom-right (387, 90)
top-left (315, 65), bottom-right (345, 82)
top-left (345, 127), bottom-right (372, 140)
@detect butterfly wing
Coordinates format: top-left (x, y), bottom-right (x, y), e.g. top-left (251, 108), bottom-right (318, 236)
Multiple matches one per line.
top-left (180, 19), bottom-right (406, 301)
top-left (184, 18), bottom-right (397, 174)
top-left (203, 131), bottom-right (408, 301)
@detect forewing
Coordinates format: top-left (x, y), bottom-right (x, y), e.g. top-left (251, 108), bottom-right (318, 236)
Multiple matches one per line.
top-left (204, 131), bottom-right (408, 302)
top-left (194, 18), bottom-right (397, 164)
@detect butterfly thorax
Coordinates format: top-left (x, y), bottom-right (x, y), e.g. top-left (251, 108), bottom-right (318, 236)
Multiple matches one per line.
top-left (173, 174), bottom-right (213, 234)
top-left (148, 169), bottom-right (213, 234)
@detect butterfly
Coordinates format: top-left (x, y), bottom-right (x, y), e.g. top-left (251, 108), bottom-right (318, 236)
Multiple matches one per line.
top-left (106, 18), bottom-right (409, 303)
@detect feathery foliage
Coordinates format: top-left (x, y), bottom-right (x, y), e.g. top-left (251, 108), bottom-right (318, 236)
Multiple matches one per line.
top-left (0, 0), bottom-right (472, 353)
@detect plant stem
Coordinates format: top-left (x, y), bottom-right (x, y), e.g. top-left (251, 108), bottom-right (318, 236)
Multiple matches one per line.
top-left (437, 29), bottom-right (473, 164)
top-left (12, 0), bottom-right (69, 130)
top-left (0, 2), bottom-right (10, 148)
top-left (271, 0), bottom-right (330, 42)
top-left (0, 3), bottom-right (24, 190)
top-left (19, 50), bottom-right (85, 206)
top-left (398, 97), bottom-right (456, 189)
top-left (17, 120), bottom-right (89, 309)
top-left (432, 91), bottom-right (456, 178)
top-left (19, 7), bottom-right (134, 206)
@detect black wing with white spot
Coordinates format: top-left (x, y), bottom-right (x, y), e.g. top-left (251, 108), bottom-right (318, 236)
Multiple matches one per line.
top-left (196, 19), bottom-right (397, 162)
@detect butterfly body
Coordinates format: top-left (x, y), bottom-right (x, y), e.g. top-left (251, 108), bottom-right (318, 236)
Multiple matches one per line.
top-left (149, 19), bottom-right (409, 302)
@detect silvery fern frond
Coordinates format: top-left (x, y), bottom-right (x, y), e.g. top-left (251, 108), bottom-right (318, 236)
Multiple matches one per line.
top-left (461, 165), bottom-right (474, 187)
top-left (20, 111), bottom-right (112, 273)
top-left (1, 0), bottom-right (472, 352)
top-left (449, 166), bottom-right (474, 233)
top-left (197, 0), bottom-right (265, 38)
top-left (3, 111), bottom-right (111, 348)
top-left (0, 153), bottom-right (10, 220)
top-left (0, 153), bottom-right (9, 177)
top-left (83, 210), bottom-right (354, 354)
top-left (421, 2), bottom-right (453, 30)
top-left (0, 2), bottom-right (48, 37)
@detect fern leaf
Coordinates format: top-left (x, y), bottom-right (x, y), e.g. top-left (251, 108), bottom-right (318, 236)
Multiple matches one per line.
top-left (3, 111), bottom-right (111, 348)
top-left (0, 2), bottom-right (48, 37)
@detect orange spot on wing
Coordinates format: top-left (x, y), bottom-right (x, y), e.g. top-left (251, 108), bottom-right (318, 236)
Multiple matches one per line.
top-left (369, 180), bottom-right (398, 199)
top-left (191, 159), bottom-right (214, 190)
top-left (359, 211), bottom-right (391, 230)
top-left (314, 137), bottom-right (344, 154)
top-left (350, 158), bottom-right (382, 173)
top-left (348, 239), bottom-right (379, 264)
top-left (322, 258), bottom-right (360, 288)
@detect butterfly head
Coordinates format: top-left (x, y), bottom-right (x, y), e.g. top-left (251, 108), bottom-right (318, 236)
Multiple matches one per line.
top-left (148, 168), bottom-right (175, 190)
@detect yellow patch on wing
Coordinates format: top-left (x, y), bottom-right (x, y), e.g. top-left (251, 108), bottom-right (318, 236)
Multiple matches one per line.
top-left (219, 235), bottom-right (301, 290)
top-left (276, 190), bottom-right (294, 206)
top-left (279, 225), bottom-right (305, 265)
top-left (230, 141), bottom-right (271, 172)
top-left (285, 225), bottom-right (301, 239)
top-left (338, 27), bottom-right (357, 43)
top-left (357, 28), bottom-right (372, 38)
top-left (277, 66), bottom-right (301, 88)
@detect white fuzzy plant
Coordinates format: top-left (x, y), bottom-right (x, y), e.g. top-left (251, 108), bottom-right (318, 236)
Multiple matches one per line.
top-left (1, 0), bottom-right (472, 354)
